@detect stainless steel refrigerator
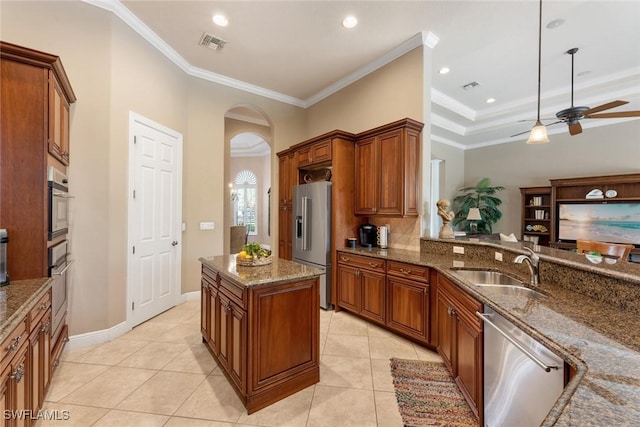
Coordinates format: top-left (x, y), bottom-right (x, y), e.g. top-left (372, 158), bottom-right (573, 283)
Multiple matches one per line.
top-left (292, 182), bottom-right (332, 309)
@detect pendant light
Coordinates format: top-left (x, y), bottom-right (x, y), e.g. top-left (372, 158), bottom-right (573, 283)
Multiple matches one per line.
top-left (527, 0), bottom-right (549, 144)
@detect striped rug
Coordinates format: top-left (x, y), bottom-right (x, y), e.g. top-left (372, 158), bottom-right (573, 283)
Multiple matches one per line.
top-left (390, 358), bottom-right (479, 427)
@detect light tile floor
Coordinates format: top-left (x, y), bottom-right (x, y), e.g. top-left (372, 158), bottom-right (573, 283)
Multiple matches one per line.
top-left (37, 300), bottom-right (442, 426)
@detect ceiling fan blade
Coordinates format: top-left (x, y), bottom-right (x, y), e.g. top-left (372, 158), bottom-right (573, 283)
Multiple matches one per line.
top-left (583, 100), bottom-right (628, 115)
top-left (569, 122), bottom-right (582, 136)
top-left (586, 111), bottom-right (640, 119)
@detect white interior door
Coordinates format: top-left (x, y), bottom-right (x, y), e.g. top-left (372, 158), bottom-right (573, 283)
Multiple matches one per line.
top-left (128, 112), bottom-right (182, 327)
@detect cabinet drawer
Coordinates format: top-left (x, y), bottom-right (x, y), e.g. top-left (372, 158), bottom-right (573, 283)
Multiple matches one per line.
top-left (29, 291), bottom-right (52, 327)
top-left (1, 318), bottom-right (28, 371)
top-left (438, 275), bottom-right (482, 327)
top-left (220, 277), bottom-right (247, 309)
top-left (202, 265), bottom-right (219, 287)
top-left (337, 252), bottom-right (385, 273)
top-left (387, 261), bottom-right (429, 283)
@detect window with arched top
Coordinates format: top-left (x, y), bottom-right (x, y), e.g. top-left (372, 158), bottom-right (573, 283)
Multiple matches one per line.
top-left (233, 170), bottom-right (258, 235)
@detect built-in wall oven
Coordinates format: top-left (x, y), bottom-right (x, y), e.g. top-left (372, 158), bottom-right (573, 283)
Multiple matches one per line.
top-left (48, 166), bottom-right (71, 240)
top-left (49, 240), bottom-right (72, 346)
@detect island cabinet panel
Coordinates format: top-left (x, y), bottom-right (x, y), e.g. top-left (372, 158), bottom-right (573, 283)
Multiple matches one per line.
top-left (201, 280), bottom-right (210, 342)
top-left (436, 274), bottom-right (483, 422)
top-left (200, 259), bottom-right (320, 414)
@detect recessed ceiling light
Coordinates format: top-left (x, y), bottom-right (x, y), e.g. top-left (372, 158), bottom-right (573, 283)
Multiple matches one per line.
top-left (342, 16), bottom-right (358, 29)
top-left (439, 67), bottom-right (450, 75)
top-left (486, 98), bottom-right (496, 104)
top-left (546, 18), bottom-right (564, 29)
top-left (213, 14), bottom-right (228, 27)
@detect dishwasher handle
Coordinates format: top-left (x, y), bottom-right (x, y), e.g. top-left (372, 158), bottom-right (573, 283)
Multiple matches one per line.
top-left (476, 311), bottom-right (559, 373)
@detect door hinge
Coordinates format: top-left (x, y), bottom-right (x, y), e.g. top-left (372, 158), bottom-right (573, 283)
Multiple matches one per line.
top-left (132, 302), bottom-right (135, 310)
top-left (132, 246), bottom-right (136, 254)
top-left (133, 135), bottom-right (137, 144)
top-left (133, 189), bottom-right (136, 199)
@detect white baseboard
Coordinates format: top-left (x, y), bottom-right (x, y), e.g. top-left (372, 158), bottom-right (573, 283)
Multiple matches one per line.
top-left (67, 292), bottom-right (201, 350)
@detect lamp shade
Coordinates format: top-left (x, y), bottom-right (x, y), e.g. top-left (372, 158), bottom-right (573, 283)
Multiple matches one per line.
top-left (527, 121), bottom-right (550, 144)
top-left (467, 208), bottom-right (482, 221)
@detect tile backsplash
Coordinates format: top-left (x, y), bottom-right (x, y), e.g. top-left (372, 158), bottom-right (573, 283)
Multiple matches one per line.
top-left (370, 217), bottom-right (421, 251)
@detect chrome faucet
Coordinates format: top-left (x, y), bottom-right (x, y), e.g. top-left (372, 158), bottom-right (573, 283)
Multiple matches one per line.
top-left (514, 247), bottom-right (540, 286)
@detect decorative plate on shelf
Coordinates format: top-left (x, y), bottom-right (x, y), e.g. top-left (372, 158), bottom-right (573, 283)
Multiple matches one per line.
top-left (605, 189), bottom-right (618, 198)
top-left (585, 189), bottom-right (604, 199)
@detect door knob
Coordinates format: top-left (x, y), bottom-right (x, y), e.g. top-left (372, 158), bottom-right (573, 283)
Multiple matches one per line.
top-left (171, 241), bottom-right (178, 246)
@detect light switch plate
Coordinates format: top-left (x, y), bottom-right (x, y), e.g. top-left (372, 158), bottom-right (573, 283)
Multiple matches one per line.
top-left (199, 222), bottom-right (215, 230)
top-left (495, 251), bottom-right (503, 261)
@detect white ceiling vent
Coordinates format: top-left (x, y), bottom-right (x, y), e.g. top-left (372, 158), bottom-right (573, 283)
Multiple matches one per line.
top-left (199, 32), bottom-right (228, 51)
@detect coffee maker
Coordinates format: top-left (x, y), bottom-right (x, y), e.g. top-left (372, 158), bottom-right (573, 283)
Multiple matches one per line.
top-left (358, 223), bottom-right (377, 248)
top-left (1, 229), bottom-right (8, 286)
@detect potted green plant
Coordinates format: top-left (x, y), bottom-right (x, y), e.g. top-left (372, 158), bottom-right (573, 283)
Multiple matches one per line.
top-left (452, 178), bottom-right (505, 234)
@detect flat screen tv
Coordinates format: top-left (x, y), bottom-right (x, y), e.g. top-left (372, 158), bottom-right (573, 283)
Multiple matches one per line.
top-left (557, 202), bottom-right (640, 246)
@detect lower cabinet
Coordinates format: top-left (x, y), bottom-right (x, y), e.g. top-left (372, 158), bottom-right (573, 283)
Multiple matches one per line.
top-left (437, 274), bottom-right (483, 421)
top-left (1, 326), bottom-right (29, 427)
top-left (201, 264), bottom-right (319, 414)
top-left (336, 253), bottom-right (431, 345)
top-left (336, 254), bottom-right (386, 324)
top-left (386, 272), bottom-right (429, 342)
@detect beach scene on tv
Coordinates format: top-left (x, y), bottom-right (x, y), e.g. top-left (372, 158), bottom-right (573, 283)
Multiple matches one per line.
top-left (558, 203), bottom-right (640, 245)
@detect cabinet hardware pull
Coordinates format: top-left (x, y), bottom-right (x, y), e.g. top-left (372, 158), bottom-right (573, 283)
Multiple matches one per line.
top-left (341, 256), bottom-right (350, 262)
top-left (368, 262), bottom-right (379, 268)
top-left (476, 312), bottom-right (559, 372)
top-left (7, 336), bottom-right (21, 352)
top-left (52, 260), bottom-right (75, 276)
top-left (12, 364), bottom-right (25, 383)
top-left (423, 288), bottom-right (428, 295)
top-left (41, 302), bottom-right (48, 310)
top-left (400, 268), bottom-right (412, 275)
top-left (225, 304), bottom-right (232, 313)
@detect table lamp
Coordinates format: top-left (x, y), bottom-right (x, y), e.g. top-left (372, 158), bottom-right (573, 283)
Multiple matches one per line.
top-left (467, 208), bottom-right (482, 234)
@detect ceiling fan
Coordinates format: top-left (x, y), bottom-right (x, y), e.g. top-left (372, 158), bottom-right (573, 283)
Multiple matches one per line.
top-left (513, 47), bottom-right (640, 137)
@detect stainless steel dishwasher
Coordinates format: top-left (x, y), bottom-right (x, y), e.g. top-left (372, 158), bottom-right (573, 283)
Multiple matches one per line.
top-left (477, 306), bottom-right (565, 427)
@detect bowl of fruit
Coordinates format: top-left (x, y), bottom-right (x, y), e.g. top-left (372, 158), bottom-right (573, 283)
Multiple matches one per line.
top-left (236, 243), bottom-right (273, 267)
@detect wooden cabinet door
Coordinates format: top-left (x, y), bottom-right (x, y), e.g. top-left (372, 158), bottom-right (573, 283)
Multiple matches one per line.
top-left (0, 363), bottom-right (10, 427)
top-left (201, 281), bottom-right (210, 340)
top-left (455, 315), bottom-right (482, 417)
top-left (360, 269), bottom-right (385, 324)
top-left (228, 301), bottom-right (247, 394)
top-left (278, 152), bottom-right (295, 205)
top-left (278, 205), bottom-right (292, 260)
top-left (48, 74), bottom-right (70, 165)
top-left (217, 294), bottom-right (230, 370)
top-left (29, 326), bottom-right (41, 416)
top-left (309, 139), bottom-right (331, 164)
top-left (436, 289), bottom-right (455, 374)
top-left (337, 264), bottom-right (359, 312)
top-left (386, 276), bottom-right (428, 341)
top-left (354, 136), bottom-right (378, 215)
top-left (376, 130), bottom-right (403, 215)
top-left (11, 344), bottom-right (29, 427)
top-left (208, 287), bottom-right (219, 355)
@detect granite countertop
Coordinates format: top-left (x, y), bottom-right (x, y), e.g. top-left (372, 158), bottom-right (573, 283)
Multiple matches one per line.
top-left (0, 278), bottom-right (52, 343)
top-left (338, 246), bottom-right (640, 426)
top-left (199, 255), bottom-right (322, 288)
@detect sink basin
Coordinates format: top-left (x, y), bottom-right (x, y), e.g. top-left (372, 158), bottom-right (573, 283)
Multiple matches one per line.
top-left (451, 270), bottom-right (545, 297)
top-left (452, 270), bottom-right (524, 286)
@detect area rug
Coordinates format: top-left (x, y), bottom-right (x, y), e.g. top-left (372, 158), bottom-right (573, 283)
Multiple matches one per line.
top-left (390, 358), bottom-right (478, 427)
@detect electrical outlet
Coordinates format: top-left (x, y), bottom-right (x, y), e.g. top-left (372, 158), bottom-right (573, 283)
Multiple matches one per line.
top-left (453, 260), bottom-right (465, 268)
top-left (495, 251), bottom-right (503, 261)
top-left (453, 246), bottom-right (464, 254)
top-left (199, 222), bottom-right (215, 230)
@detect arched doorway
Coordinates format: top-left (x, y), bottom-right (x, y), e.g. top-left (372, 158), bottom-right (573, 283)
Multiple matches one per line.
top-left (223, 106), bottom-right (273, 254)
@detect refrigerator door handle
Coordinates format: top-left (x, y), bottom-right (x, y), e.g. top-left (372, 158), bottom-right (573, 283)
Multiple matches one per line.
top-left (301, 196), bottom-right (310, 251)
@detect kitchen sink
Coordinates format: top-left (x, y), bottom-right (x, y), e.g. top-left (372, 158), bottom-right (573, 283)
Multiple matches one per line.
top-left (451, 270), bottom-right (545, 297)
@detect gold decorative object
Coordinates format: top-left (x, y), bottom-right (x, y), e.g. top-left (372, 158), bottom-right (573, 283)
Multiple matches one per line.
top-left (236, 255), bottom-right (273, 267)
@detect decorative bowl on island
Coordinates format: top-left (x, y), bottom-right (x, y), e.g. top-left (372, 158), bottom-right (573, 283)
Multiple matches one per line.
top-left (236, 243), bottom-right (272, 267)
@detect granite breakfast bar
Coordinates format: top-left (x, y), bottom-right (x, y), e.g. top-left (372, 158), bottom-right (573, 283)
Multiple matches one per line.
top-left (199, 255), bottom-right (322, 414)
top-left (337, 238), bottom-right (640, 426)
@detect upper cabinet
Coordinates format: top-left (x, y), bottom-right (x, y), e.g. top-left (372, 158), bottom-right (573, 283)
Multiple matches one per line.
top-left (0, 42), bottom-right (76, 280)
top-left (355, 118), bottom-right (423, 216)
top-left (48, 74), bottom-right (72, 165)
top-left (296, 138), bottom-right (331, 168)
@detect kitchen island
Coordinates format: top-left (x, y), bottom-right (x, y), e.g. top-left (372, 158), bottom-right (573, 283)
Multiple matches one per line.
top-left (337, 239), bottom-right (640, 426)
top-left (199, 255), bottom-right (321, 414)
